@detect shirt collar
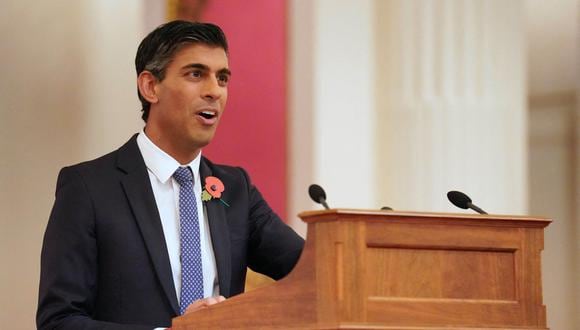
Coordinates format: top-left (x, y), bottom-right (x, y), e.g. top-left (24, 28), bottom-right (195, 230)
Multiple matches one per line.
top-left (136, 129), bottom-right (202, 184)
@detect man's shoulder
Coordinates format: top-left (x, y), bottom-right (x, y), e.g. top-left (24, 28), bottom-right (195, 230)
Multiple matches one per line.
top-left (200, 157), bottom-right (251, 186)
top-left (59, 134), bottom-right (142, 179)
top-left (201, 157), bottom-right (241, 173)
top-left (66, 149), bottom-right (117, 172)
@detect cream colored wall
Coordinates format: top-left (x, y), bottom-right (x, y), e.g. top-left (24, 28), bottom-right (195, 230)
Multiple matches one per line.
top-left (288, 0), bottom-right (376, 235)
top-left (526, 0), bottom-right (579, 328)
top-left (0, 0), bottom-right (143, 328)
top-left (288, 0), bottom-right (315, 236)
top-left (290, 0), bottom-right (578, 329)
top-left (373, 0), bottom-right (528, 214)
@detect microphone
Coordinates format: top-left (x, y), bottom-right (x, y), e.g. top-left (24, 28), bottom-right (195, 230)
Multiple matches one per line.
top-left (308, 184), bottom-right (330, 210)
top-left (447, 190), bottom-right (487, 214)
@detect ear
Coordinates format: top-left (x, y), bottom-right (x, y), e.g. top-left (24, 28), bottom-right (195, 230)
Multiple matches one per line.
top-left (137, 71), bottom-right (160, 105)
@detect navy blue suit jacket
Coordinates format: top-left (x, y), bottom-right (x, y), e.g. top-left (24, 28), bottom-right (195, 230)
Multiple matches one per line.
top-left (37, 135), bottom-right (304, 329)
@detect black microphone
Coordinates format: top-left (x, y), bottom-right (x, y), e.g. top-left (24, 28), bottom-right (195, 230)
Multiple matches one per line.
top-left (308, 184), bottom-right (330, 210)
top-left (447, 190), bottom-right (487, 214)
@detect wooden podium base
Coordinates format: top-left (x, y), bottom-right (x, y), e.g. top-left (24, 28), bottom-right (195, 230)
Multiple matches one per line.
top-left (172, 210), bottom-right (550, 329)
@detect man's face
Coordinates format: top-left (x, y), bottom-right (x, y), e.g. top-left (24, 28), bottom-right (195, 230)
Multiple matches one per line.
top-left (147, 43), bottom-right (230, 155)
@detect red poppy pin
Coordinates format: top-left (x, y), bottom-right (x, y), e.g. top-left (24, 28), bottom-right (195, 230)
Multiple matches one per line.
top-left (201, 176), bottom-right (230, 207)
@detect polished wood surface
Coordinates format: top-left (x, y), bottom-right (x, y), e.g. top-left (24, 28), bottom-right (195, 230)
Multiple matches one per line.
top-left (172, 210), bottom-right (550, 329)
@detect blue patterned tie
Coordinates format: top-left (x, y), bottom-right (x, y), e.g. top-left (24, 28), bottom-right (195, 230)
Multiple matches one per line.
top-left (173, 166), bottom-right (204, 315)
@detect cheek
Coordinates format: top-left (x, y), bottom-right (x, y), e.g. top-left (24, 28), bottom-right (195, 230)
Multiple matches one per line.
top-left (167, 88), bottom-right (188, 104)
top-left (162, 82), bottom-right (193, 102)
top-left (164, 92), bottom-right (195, 118)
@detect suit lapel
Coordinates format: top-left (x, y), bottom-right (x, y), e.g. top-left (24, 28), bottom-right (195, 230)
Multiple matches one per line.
top-left (200, 158), bottom-right (232, 297)
top-left (117, 135), bottom-right (179, 315)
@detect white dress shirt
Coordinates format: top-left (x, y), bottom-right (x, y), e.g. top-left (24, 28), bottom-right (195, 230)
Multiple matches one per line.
top-left (136, 130), bottom-right (219, 304)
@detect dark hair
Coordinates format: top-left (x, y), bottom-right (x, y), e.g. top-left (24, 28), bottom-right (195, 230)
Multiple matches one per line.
top-left (135, 20), bottom-right (229, 122)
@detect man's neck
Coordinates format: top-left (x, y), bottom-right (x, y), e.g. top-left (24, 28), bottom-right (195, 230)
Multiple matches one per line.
top-left (143, 127), bottom-right (201, 165)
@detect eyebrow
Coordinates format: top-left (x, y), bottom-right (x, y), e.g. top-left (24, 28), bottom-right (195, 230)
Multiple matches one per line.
top-left (182, 63), bottom-right (231, 76)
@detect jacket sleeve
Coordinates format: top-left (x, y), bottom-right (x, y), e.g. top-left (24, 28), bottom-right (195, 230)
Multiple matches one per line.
top-left (36, 167), bottom-right (153, 330)
top-left (240, 168), bottom-right (305, 280)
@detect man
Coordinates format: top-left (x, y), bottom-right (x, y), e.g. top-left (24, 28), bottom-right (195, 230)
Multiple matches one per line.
top-left (37, 21), bottom-right (304, 329)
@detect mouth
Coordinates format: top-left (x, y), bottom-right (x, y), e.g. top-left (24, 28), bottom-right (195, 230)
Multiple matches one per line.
top-left (195, 109), bottom-right (219, 125)
top-left (198, 110), bottom-right (217, 119)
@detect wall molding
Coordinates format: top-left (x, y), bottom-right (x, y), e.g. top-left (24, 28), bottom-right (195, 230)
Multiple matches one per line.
top-left (528, 90), bottom-right (577, 109)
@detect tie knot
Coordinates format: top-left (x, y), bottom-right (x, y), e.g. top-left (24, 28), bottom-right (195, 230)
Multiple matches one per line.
top-left (173, 166), bottom-right (193, 186)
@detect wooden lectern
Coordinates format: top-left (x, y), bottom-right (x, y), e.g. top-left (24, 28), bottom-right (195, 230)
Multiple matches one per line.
top-left (172, 209), bottom-right (551, 329)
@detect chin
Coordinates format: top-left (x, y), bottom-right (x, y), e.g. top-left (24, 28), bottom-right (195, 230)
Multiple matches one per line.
top-left (190, 135), bottom-right (214, 149)
top-left (186, 126), bottom-right (218, 147)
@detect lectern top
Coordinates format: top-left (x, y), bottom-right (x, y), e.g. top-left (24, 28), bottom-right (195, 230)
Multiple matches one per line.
top-left (298, 208), bottom-right (551, 228)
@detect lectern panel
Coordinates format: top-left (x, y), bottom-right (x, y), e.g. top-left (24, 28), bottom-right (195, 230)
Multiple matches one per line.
top-left (366, 299), bottom-right (524, 326)
top-left (366, 222), bottom-right (521, 250)
top-left (172, 210), bottom-right (550, 330)
top-left (366, 247), bottom-right (516, 300)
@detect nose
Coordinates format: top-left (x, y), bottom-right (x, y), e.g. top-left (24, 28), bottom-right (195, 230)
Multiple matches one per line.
top-left (201, 77), bottom-right (223, 101)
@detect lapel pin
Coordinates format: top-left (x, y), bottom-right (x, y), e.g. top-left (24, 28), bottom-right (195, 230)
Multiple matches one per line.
top-left (202, 176), bottom-right (230, 207)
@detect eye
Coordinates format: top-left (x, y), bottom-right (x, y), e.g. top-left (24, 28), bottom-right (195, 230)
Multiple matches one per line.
top-left (217, 74), bottom-right (230, 86)
top-left (190, 70), bottom-right (202, 78)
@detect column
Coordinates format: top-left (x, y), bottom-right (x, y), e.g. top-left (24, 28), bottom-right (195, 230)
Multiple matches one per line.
top-left (375, 0), bottom-right (527, 213)
top-left (289, 0), bottom-right (377, 234)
